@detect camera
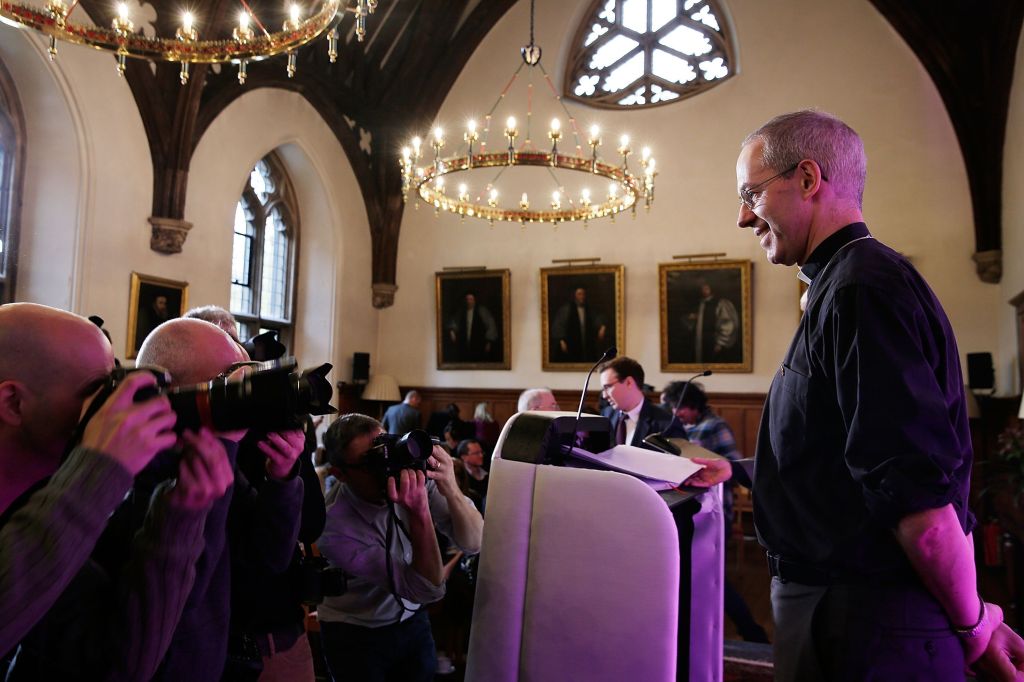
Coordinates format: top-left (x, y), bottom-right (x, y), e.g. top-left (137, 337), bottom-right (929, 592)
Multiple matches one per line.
top-left (79, 358), bottom-right (336, 438)
top-left (296, 554), bottom-right (348, 605)
top-left (365, 429), bottom-right (437, 478)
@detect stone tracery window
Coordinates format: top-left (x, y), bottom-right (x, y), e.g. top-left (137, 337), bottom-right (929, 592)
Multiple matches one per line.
top-left (0, 58), bottom-right (25, 303)
top-left (564, 0), bottom-right (735, 109)
top-left (230, 153), bottom-right (298, 346)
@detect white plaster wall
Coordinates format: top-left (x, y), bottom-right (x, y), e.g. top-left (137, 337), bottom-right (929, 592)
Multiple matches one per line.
top-left (377, 0), bottom-right (995, 394)
top-left (185, 88), bottom-right (375, 377)
top-left (1001, 28), bottom-right (1024, 396)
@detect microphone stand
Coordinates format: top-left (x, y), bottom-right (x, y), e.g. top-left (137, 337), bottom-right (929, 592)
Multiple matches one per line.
top-left (643, 370), bottom-right (712, 455)
top-left (567, 347), bottom-right (617, 455)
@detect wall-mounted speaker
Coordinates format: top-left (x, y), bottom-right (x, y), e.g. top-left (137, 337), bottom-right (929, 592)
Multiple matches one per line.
top-left (353, 352), bottom-right (370, 383)
top-left (966, 352), bottom-right (994, 391)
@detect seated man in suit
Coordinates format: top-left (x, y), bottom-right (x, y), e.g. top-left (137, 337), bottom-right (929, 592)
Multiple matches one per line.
top-left (599, 356), bottom-right (672, 451)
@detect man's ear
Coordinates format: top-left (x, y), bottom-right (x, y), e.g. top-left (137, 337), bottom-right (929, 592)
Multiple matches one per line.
top-left (0, 381), bottom-right (25, 426)
top-left (798, 159), bottom-right (825, 197)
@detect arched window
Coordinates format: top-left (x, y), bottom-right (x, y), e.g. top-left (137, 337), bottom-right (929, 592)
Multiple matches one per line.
top-left (230, 153), bottom-right (299, 346)
top-left (0, 57), bottom-right (25, 304)
top-left (564, 0), bottom-right (735, 109)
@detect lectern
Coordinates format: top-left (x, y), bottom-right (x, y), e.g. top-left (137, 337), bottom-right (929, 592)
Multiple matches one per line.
top-left (465, 411), bottom-right (724, 682)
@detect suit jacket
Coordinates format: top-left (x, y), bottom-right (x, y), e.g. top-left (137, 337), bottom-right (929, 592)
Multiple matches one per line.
top-left (603, 399), bottom-right (673, 452)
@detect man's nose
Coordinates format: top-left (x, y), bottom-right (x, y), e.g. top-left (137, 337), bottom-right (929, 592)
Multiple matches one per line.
top-left (737, 202), bottom-right (757, 229)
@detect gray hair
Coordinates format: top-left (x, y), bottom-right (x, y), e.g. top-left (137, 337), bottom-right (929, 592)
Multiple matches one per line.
top-left (518, 388), bottom-right (552, 412)
top-left (183, 305), bottom-right (239, 341)
top-left (742, 109), bottom-right (867, 208)
top-left (323, 413), bottom-right (381, 468)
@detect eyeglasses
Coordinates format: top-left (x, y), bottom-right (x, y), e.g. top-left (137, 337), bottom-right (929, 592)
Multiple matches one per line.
top-left (601, 379), bottom-right (620, 394)
top-left (738, 163), bottom-right (799, 210)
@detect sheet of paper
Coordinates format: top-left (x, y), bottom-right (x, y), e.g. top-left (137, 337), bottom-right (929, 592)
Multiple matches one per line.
top-left (566, 444), bottom-right (703, 486)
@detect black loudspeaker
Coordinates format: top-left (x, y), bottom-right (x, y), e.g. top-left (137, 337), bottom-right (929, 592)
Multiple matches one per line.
top-left (966, 352), bottom-right (994, 391)
top-left (352, 352), bottom-right (370, 383)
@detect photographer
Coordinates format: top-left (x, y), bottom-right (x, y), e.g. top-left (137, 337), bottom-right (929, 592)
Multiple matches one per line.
top-left (316, 413), bottom-right (483, 682)
top-left (99, 318), bottom-right (306, 682)
top-left (0, 303), bottom-right (234, 678)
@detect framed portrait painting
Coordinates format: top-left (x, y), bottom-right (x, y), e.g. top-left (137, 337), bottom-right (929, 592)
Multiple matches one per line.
top-left (659, 259), bottom-right (752, 373)
top-left (541, 264), bottom-right (624, 371)
top-left (435, 269), bottom-right (511, 370)
top-left (126, 272), bottom-right (188, 358)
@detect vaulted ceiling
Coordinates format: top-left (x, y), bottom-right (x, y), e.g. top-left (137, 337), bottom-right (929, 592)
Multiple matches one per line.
top-left (70, 0), bottom-right (1023, 303)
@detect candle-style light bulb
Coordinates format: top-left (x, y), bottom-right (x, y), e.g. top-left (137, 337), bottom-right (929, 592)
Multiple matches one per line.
top-left (434, 127), bottom-right (443, 142)
top-left (642, 146), bottom-right (651, 162)
top-left (506, 116), bottom-right (517, 133)
top-left (182, 11), bottom-right (193, 34)
top-left (589, 124), bottom-right (600, 140)
top-left (239, 11), bottom-right (250, 29)
top-left (411, 136), bottom-right (422, 156)
top-left (117, 2), bottom-right (129, 20)
top-left (489, 188), bottom-right (498, 203)
top-left (582, 188), bottom-right (591, 203)
top-left (289, 3), bottom-right (301, 22)
top-left (467, 119), bottom-right (477, 135)
top-left (608, 183), bottom-right (618, 199)
top-left (550, 118), bottom-right (561, 134)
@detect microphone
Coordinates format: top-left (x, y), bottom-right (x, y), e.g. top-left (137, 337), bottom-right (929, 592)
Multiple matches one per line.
top-left (567, 347), bottom-right (617, 452)
top-left (643, 370), bottom-right (711, 454)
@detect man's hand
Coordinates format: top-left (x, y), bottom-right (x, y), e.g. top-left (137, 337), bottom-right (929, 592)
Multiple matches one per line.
top-left (258, 429), bottom-right (305, 480)
top-left (168, 428), bottom-right (234, 511)
top-left (968, 603), bottom-right (1024, 680)
top-left (684, 456), bottom-right (733, 487)
top-left (426, 445), bottom-right (460, 499)
top-left (80, 371), bottom-right (179, 475)
top-left (387, 468), bottom-right (430, 517)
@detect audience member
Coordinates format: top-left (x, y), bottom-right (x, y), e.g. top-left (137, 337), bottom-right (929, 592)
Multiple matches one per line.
top-left (316, 414), bottom-right (483, 682)
top-left (454, 438), bottom-right (488, 515)
top-left (472, 401), bottom-right (499, 454)
top-left (598, 356), bottom-right (671, 451)
top-left (0, 303), bottom-right (233, 679)
top-left (99, 318), bottom-right (306, 682)
top-left (382, 390), bottom-right (422, 435)
top-left (516, 388), bottom-right (560, 412)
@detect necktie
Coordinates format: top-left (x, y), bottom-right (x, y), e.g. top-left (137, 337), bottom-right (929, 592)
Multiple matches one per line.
top-left (615, 412), bottom-right (629, 445)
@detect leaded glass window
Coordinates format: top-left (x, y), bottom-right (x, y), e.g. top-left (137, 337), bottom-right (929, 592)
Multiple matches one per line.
top-left (564, 0), bottom-right (734, 109)
top-left (229, 154), bottom-right (298, 345)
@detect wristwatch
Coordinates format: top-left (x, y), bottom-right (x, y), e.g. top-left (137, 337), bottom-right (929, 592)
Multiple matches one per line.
top-left (953, 598), bottom-right (987, 639)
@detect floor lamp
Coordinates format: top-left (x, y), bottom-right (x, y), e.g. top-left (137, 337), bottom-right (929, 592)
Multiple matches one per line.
top-left (361, 374), bottom-right (401, 419)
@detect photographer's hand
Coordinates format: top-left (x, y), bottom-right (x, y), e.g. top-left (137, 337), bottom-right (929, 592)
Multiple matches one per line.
top-left (387, 469), bottom-right (442, 585)
top-left (426, 445), bottom-right (460, 499)
top-left (259, 429), bottom-right (305, 480)
top-left (169, 428), bottom-right (235, 510)
top-left (80, 371), bottom-right (179, 476)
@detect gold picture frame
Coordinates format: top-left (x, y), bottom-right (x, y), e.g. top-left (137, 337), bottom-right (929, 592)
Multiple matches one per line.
top-left (435, 269), bottom-right (511, 370)
top-left (126, 272), bottom-right (189, 359)
top-left (541, 264), bottom-right (625, 371)
top-left (659, 259), bottom-right (752, 373)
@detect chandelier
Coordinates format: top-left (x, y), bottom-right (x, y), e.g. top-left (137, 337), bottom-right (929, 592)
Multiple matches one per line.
top-left (398, 0), bottom-right (656, 227)
top-left (0, 0), bottom-right (378, 83)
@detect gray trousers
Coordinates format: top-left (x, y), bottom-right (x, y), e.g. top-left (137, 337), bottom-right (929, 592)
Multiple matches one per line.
top-left (771, 577), bottom-right (966, 682)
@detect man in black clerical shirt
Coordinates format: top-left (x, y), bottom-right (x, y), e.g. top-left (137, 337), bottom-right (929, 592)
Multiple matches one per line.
top-left (689, 110), bottom-right (1024, 681)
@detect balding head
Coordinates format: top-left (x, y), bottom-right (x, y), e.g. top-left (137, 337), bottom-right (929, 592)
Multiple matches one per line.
top-left (138, 318), bottom-right (247, 386)
top-left (518, 388), bottom-right (560, 412)
top-left (0, 303), bottom-right (114, 460)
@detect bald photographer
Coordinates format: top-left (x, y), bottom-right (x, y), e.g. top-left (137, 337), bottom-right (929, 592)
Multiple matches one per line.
top-left (0, 303), bottom-right (234, 679)
top-left (316, 414), bottom-right (483, 682)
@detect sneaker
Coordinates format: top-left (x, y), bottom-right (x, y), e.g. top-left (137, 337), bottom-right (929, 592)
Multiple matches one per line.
top-left (436, 654), bottom-right (456, 675)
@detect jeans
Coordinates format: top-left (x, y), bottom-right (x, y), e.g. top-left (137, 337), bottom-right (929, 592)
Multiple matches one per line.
top-left (319, 610), bottom-right (436, 682)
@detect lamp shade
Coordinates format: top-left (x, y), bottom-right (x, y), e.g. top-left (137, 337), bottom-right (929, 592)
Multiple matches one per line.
top-left (362, 374), bottom-right (401, 402)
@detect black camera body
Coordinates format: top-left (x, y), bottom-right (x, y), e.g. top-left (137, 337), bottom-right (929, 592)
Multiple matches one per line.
top-left (366, 430), bottom-right (437, 478)
top-left (76, 358), bottom-right (335, 443)
top-left (296, 554), bottom-right (348, 605)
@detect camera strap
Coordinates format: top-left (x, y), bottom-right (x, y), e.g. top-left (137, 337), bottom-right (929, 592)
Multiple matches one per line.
top-left (384, 500), bottom-right (421, 623)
